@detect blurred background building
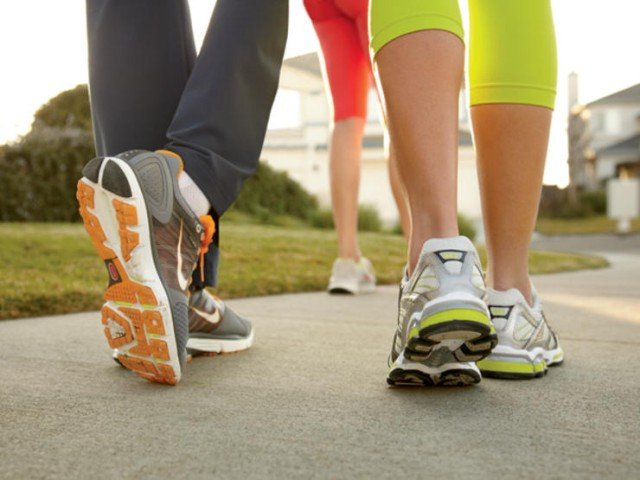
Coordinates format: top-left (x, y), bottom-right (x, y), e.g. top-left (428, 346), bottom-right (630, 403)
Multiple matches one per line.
top-left (568, 74), bottom-right (640, 189)
top-left (567, 74), bottom-right (640, 230)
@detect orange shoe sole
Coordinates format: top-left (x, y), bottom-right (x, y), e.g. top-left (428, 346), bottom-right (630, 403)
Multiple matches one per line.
top-left (77, 161), bottom-right (180, 385)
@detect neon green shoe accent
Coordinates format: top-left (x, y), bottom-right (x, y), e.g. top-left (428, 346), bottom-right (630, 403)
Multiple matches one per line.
top-left (552, 351), bottom-right (564, 362)
top-left (408, 308), bottom-right (492, 339)
top-left (477, 358), bottom-right (547, 374)
top-left (439, 251), bottom-right (463, 261)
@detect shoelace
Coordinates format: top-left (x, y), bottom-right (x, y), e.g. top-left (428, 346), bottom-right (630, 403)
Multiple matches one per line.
top-left (198, 215), bottom-right (216, 282)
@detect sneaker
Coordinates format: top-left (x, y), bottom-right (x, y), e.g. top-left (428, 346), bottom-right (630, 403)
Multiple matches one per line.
top-left (477, 287), bottom-right (564, 379)
top-left (76, 150), bottom-right (214, 384)
top-left (386, 236), bottom-right (497, 386)
top-left (186, 289), bottom-right (254, 355)
top-left (328, 257), bottom-right (376, 294)
top-left (114, 289), bottom-right (253, 365)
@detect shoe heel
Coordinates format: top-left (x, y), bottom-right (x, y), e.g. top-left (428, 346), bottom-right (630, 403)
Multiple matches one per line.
top-left (405, 307), bottom-right (497, 363)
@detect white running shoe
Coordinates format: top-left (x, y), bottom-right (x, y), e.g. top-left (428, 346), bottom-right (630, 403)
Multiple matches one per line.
top-left (387, 236), bottom-right (497, 386)
top-left (477, 287), bottom-right (564, 379)
top-left (328, 257), bottom-right (376, 294)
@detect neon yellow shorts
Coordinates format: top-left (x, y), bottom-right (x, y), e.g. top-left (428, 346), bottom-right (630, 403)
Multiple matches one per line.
top-left (370, 0), bottom-right (557, 109)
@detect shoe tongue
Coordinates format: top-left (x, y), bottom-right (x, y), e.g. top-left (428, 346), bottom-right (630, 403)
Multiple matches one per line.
top-left (421, 236), bottom-right (475, 255)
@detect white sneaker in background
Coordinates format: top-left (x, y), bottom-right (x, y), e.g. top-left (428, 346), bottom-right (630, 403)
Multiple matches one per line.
top-left (328, 257), bottom-right (376, 295)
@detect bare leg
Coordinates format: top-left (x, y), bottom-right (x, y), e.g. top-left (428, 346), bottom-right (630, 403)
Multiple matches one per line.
top-left (472, 104), bottom-right (552, 304)
top-left (375, 30), bottom-right (464, 273)
top-left (330, 117), bottom-right (365, 260)
top-left (388, 143), bottom-right (410, 241)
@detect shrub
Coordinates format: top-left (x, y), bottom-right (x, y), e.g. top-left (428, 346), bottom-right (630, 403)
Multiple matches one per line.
top-left (309, 204), bottom-right (383, 232)
top-left (390, 222), bottom-right (404, 236)
top-left (358, 204), bottom-right (382, 232)
top-left (309, 208), bottom-right (334, 230)
top-left (0, 128), bottom-right (95, 221)
top-left (32, 84), bottom-right (92, 132)
top-left (389, 214), bottom-right (476, 241)
top-left (457, 214), bottom-right (477, 242)
top-left (579, 190), bottom-right (606, 216)
top-left (229, 162), bottom-right (319, 221)
top-left (539, 185), bottom-right (607, 219)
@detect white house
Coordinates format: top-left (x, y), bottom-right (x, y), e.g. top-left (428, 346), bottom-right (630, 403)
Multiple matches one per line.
top-left (568, 76), bottom-right (640, 188)
top-left (261, 52), bottom-right (482, 226)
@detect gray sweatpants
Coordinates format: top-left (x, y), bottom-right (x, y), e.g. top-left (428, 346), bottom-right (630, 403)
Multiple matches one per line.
top-left (86, 0), bottom-right (288, 287)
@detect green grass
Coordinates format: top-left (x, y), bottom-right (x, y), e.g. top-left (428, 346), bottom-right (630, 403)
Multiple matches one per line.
top-left (0, 222), bottom-right (608, 320)
top-left (536, 216), bottom-right (640, 235)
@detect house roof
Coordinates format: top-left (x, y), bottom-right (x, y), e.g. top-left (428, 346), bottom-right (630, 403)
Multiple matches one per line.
top-left (588, 83), bottom-right (640, 107)
top-left (284, 53), bottom-right (322, 78)
top-left (596, 132), bottom-right (640, 157)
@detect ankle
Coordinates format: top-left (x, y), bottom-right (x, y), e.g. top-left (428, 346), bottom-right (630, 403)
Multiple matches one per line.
top-left (337, 246), bottom-right (361, 262)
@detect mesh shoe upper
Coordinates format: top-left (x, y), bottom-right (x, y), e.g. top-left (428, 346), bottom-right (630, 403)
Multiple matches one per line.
top-left (188, 289), bottom-right (252, 339)
top-left (487, 287), bottom-right (560, 352)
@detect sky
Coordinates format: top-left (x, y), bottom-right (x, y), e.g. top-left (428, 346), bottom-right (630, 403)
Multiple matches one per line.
top-left (0, 1), bottom-right (638, 187)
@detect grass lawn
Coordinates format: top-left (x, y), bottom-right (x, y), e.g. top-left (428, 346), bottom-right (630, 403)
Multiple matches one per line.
top-left (0, 222), bottom-right (608, 320)
top-left (536, 216), bottom-right (640, 235)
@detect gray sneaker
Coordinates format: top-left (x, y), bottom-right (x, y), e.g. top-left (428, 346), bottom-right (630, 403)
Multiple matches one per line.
top-left (77, 149), bottom-right (213, 384)
top-left (114, 289), bottom-right (253, 365)
top-left (328, 257), bottom-right (376, 294)
top-left (187, 289), bottom-right (254, 355)
top-left (477, 287), bottom-right (563, 379)
top-left (387, 236), bottom-right (497, 386)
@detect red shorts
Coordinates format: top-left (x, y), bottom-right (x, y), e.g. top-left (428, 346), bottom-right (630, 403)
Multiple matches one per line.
top-left (304, 0), bottom-right (372, 121)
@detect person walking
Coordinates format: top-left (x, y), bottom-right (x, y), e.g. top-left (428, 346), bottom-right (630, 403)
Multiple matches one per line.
top-left (78, 0), bottom-right (288, 384)
top-left (304, 0), bottom-right (410, 295)
top-left (370, 0), bottom-right (564, 385)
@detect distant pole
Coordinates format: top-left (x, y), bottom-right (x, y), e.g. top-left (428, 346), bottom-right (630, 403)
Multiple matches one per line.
top-left (567, 72), bottom-right (586, 205)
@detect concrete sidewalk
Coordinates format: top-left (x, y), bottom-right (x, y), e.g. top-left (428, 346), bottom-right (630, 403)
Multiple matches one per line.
top-left (1, 251), bottom-right (639, 479)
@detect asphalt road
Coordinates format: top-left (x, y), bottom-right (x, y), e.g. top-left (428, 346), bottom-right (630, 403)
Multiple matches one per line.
top-left (1, 238), bottom-right (639, 479)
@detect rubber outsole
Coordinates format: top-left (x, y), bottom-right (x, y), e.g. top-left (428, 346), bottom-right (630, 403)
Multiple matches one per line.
top-left (404, 309), bottom-right (498, 364)
top-left (113, 351), bottom-right (193, 367)
top-left (387, 367), bottom-right (481, 387)
top-left (478, 356), bottom-right (564, 380)
top-left (77, 156), bottom-right (180, 385)
top-left (187, 330), bottom-right (254, 356)
top-left (328, 287), bottom-right (354, 295)
top-left (189, 347), bottom-right (251, 358)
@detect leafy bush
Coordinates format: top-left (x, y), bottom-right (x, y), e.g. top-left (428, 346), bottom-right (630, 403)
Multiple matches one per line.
top-left (358, 204), bottom-right (382, 232)
top-left (309, 208), bottom-right (334, 230)
top-left (0, 84), bottom-right (95, 222)
top-left (579, 190), bottom-right (606, 216)
top-left (309, 204), bottom-right (383, 232)
top-left (539, 185), bottom-right (607, 219)
top-left (457, 214), bottom-right (477, 241)
top-left (229, 161), bottom-right (319, 221)
top-left (390, 214), bottom-right (476, 241)
top-left (32, 84), bottom-right (92, 132)
top-left (0, 128), bottom-right (95, 221)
